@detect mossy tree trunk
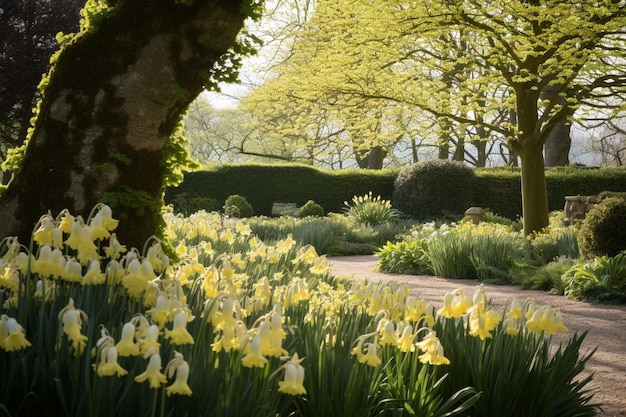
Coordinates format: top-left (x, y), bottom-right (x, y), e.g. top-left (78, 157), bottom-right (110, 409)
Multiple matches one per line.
top-left (0, 0), bottom-right (250, 249)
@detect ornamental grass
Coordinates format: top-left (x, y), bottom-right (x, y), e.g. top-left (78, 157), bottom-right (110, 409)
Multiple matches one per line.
top-left (0, 206), bottom-right (598, 416)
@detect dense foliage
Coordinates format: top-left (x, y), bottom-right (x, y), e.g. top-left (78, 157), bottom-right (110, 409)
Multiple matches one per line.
top-left (392, 160), bottom-right (476, 220)
top-left (577, 197), bottom-right (626, 259)
top-left (298, 200), bottom-right (324, 218)
top-left (224, 194), bottom-right (254, 218)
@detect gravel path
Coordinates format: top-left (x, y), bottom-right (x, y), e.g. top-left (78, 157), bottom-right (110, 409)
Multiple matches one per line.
top-left (328, 255), bottom-right (626, 417)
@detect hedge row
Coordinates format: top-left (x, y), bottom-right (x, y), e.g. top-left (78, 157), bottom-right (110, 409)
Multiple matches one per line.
top-left (165, 163), bottom-right (396, 216)
top-left (165, 163), bottom-right (626, 219)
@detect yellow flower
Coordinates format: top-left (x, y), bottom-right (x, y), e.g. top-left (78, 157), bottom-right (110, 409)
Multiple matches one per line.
top-left (139, 324), bottom-right (161, 357)
top-left (33, 214), bottom-right (55, 246)
top-left (0, 263), bottom-right (20, 291)
top-left (276, 235), bottom-right (296, 254)
top-left (175, 239), bottom-right (188, 257)
top-left (145, 242), bottom-right (166, 273)
top-left (96, 347), bottom-right (128, 377)
top-left (82, 260), bottom-right (105, 285)
top-left (2, 316), bottom-right (31, 352)
top-left (165, 352), bottom-right (192, 396)
top-left (59, 298), bottom-right (88, 356)
top-left (62, 258), bottom-right (83, 283)
top-left (115, 322), bottom-right (140, 356)
top-left (378, 319), bottom-right (398, 346)
top-left (64, 219), bottom-right (99, 264)
top-left (526, 306), bottom-right (568, 334)
top-left (104, 233), bottom-right (126, 259)
top-left (509, 298), bottom-right (523, 319)
top-left (437, 289), bottom-right (472, 318)
top-left (310, 258), bottom-right (329, 275)
top-left (358, 342), bottom-right (382, 367)
top-left (241, 335), bottom-right (268, 368)
top-left (165, 312), bottom-right (194, 345)
top-left (90, 204), bottom-right (119, 236)
top-left (278, 353), bottom-right (307, 396)
top-left (135, 350), bottom-right (167, 388)
top-left (397, 325), bottom-right (415, 352)
top-left (416, 330), bottom-right (449, 366)
top-left (32, 245), bottom-right (66, 279)
top-left (121, 259), bottom-right (150, 299)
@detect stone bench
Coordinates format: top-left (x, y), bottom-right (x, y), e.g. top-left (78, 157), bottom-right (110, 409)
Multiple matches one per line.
top-left (271, 202), bottom-right (297, 216)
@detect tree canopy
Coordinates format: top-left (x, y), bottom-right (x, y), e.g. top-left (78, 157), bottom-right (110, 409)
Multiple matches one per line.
top-left (241, 0), bottom-right (626, 233)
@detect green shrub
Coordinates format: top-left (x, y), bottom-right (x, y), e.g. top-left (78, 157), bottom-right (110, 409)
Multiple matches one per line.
top-left (292, 218), bottom-right (336, 254)
top-left (170, 192), bottom-right (221, 215)
top-left (376, 239), bottom-right (432, 274)
top-left (298, 200), bottom-right (324, 217)
top-left (598, 191), bottom-right (626, 200)
top-left (224, 194), bottom-right (254, 218)
top-left (344, 192), bottom-right (400, 226)
top-left (530, 212), bottom-right (580, 264)
top-left (392, 160), bottom-right (476, 220)
top-left (562, 251), bottom-right (626, 303)
top-left (520, 257), bottom-right (576, 292)
top-left (577, 197), bottom-right (626, 259)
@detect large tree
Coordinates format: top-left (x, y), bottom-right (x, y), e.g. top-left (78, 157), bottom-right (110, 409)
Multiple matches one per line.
top-left (264, 0), bottom-right (626, 234)
top-left (0, 0), bottom-right (262, 248)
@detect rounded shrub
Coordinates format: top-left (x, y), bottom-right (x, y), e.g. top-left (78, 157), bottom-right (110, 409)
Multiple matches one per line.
top-left (577, 197), bottom-right (626, 259)
top-left (392, 160), bottom-right (476, 220)
top-left (224, 194), bottom-right (254, 218)
top-left (298, 200), bottom-right (324, 217)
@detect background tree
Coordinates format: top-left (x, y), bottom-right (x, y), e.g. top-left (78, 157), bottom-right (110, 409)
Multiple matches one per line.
top-left (0, 0), bottom-right (263, 248)
top-left (0, 0), bottom-right (83, 182)
top-left (185, 96), bottom-right (295, 163)
top-left (259, 0), bottom-right (626, 234)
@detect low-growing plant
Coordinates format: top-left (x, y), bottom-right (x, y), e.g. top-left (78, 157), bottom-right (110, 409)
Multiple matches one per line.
top-left (292, 218), bottom-right (336, 254)
top-left (344, 192), bottom-right (400, 226)
top-left (519, 256), bottom-right (576, 292)
top-left (298, 200), bottom-right (324, 218)
top-left (224, 194), bottom-right (254, 218)
top-left (530, 212), bottom-right (579, 263)
top-left (376, 239), bottom-right (432, 275)
top-left (562, 251), bottom-right (626, 303)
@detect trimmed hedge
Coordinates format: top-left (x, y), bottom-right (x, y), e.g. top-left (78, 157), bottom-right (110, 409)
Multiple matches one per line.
top-left (166, 163), bottom-right (626, 219)
top-left (165, 163), bottom-right (396, 216)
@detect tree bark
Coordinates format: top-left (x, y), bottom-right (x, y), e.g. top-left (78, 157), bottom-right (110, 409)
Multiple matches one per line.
top-left (519, 143), bottom-right (550, 235)
top-left (0, 0), bottom-right (249, 249)
top-left (544, 121), bottom-right (571, 167)
top-left (541, 86), bottom-right (571, 167)
top-left (513, 85), bottom-right (550, 235)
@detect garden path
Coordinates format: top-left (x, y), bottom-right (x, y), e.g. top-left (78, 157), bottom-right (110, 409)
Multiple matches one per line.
top-left (328, 255), bottom-right (626, 417)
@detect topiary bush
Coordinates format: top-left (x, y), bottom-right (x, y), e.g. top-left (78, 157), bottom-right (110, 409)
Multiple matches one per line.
top-left (577, 197), bottom-right (626, 259)
top-left (224, 194), bottom-right (254, 218)
top-left (392, 160), bottom-right (476, 220)
top-left (298, 200), bottom-right (324, 217)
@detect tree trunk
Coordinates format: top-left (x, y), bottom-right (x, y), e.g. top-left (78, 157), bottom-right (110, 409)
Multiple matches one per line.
top-left (544, 121), bottom-right (571, 167)
top-left (541, 85), bottom-right (571, 167)
top-left (518, 142), bottom-right (550, 235)
top-left (355, 146), bottom-right (386, 169)
top-left (514, 85), bottom-right (549, 235)
top-left (0, 0), bottom-right (249, 249)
